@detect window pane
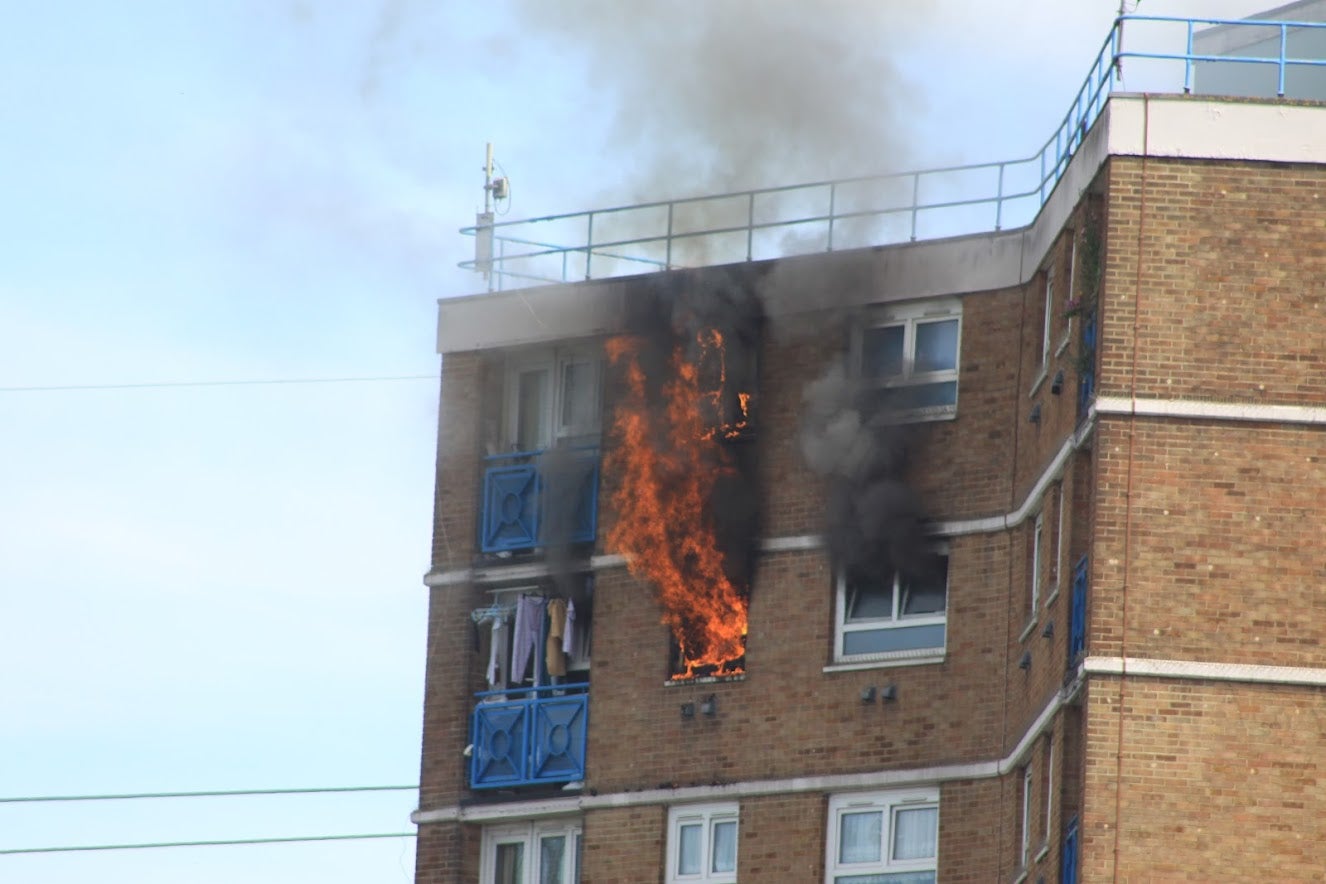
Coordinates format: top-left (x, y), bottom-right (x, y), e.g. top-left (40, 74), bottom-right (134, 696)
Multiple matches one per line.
top-left (678, 823), bottom-right (702, 875)
top-left (862, 326), bottom-right (905, 379)
top-left (517, 369), bottom-right (550, 450)
top-left (846, 574), bottom-right (896, 621)
top-left (560, 361), bottom-right (597, 432)
top-left (913, 320), bottom-right (958, 373)
top-left (540, 835), bottom-right (566, 884)
top-left (839, 811), bottom-right (883, 864)
top-left (867, 382), bottom-right (957, 413)
top-left (843, 623), bottom-right (945, 656)
top-left (835, 874), bottom-right (936, 884)
top-left (495, 842), bottom-right (524, 884)
top-left (892, 807), bottom-right (938, 860)
top-left (901, 562), bottom-right (947, 617)
top-left (711, 820), bottom-right (737, 873)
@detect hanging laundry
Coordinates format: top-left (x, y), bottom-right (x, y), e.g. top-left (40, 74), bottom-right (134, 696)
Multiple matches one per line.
top-left (546, 597), bottom-right (568, 677)
top-left (562, 598), bottom-right (577, 656)
top-left (486, 617), bottom-right (509, 690)
top-left (510, 595), bottom-right (547, 685)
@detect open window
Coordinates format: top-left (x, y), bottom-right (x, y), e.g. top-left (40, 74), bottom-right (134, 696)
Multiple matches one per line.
top-left (834, 553), bottom-right (948, 665)
top-left (854, 298), bottom-right (961, 421)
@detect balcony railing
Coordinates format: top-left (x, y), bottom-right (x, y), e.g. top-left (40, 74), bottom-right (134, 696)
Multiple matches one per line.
top-left (470, 684), bottom-right (589, 790)
top-left (1069, 555), bottom-right (1089, 667)
top-left (461, 15), bottom-right (1326, 291)
top-left (480, 447), bottom-right (600, 554)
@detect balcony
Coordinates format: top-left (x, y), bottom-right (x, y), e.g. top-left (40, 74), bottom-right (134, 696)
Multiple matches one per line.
top-left (480, 447), bottom-right (600, 554)
top-left (469, 684), bottom-right (589, 790)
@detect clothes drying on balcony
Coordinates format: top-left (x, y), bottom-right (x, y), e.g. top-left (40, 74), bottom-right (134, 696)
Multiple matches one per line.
top-left (546, 597), bottom-right (568, 677)
top-left (511, 595), bottom-right (548, 686)
top-left (471, 601), bottom-right (516, 690)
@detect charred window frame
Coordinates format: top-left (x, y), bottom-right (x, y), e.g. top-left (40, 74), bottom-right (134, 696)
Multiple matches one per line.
top-left (833, 549), bottom-right (948, 666)
top-left (666, 803), bottom-right (739, 884)
top-left (825, 788), bottom-right (939, 884)
top-left (479, 819), bottom-right (583, 884)
top-left (853, 298), bottom-right (961, 422)
top-left (502, 345), bottom-right (603, 452)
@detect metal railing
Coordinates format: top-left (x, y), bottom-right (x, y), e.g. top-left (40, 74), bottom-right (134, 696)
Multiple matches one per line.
top-left (461, 15), bottom-right (1326, 291)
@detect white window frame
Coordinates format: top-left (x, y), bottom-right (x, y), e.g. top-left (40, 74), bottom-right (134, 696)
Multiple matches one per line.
top-left (1043, 734), bottom-right (1055, 847)
top-left (666, 803), bottom-right (739, 884)
top-left (1058, 233), bottom-right (1078, 356)
top-left (1041, 268), bottom-right (1055, 369)
top-left (1030, 512), bottom-right (1044, 620)
top-left (826, 788), bottom-right (939, 884)
top-left (1052, 481), bottom-right (1067, 599)
top-left (479, 819), bottom-right (582, 884)
top-left (1020, 766), bottom-right (1033, 871)
top-left (854, 298), bottom-right (961, 422)
top-left (833, 550), bottom-right (949, 666)
top-left (503, 345), bottom-right (602, 452)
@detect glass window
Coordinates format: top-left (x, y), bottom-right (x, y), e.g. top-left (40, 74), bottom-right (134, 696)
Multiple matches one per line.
top-left (861, 325), bottom-right (905, 379)
top-left (836, 555), bottom-right (948, 663)
top-left (516, 368), bottom-right (550, 451)
top-left (482, 821), bottom-right (581, 884)
top-left (827, 790), bottom-right (938, 884)
top-left (668, 804), bottom-right (738, 883)
top-left (495, 842), bottom-right (524, 884)
top-left (914, 320), bottom-right (958, 373)
top-left (857, 300), bottom-right (961, 421)
top-left (840, 811), bottom-right (883, 864)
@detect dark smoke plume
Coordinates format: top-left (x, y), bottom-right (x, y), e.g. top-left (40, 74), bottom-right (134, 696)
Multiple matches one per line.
top-left (799, 364), bottom-right (934, 582)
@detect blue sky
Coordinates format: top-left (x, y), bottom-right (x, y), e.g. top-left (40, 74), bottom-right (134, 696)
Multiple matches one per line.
top-left (0, 1), bottom-right (1273, 881)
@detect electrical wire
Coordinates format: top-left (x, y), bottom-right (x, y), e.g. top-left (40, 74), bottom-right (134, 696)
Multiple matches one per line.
top-left (0, 784), bottom-right (418, 804)
top-left (0, 831), bottom-right (416, 856)
top-left (0, 375), bottom-right (434, 393)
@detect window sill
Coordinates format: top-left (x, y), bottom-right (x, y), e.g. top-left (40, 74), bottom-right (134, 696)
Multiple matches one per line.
top-left (1018, 618), bottom-right (1039, 644)
top-left (824, 654), bottom-right (945, 673)
top-left (1029, 367), bottom-right (1048, 398)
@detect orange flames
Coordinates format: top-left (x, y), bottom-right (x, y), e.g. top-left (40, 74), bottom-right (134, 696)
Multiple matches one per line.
top-left (606, 331), bottom-right (750, 679)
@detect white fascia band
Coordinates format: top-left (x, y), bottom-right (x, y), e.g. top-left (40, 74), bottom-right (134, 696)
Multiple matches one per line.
top-left (1083, 655), bottom-right (1326, 687)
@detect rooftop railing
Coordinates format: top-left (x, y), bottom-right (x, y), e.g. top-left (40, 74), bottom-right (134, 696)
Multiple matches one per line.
top-left (461, 15), bottom-right (1326, 291)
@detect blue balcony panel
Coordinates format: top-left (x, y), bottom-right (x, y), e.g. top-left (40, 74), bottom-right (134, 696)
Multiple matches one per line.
top-left (470, 685), bottom-right (588, 790)
top-left (1069, 555), bottom-right (1088, 667)
top-left (479, 448), bottom-right (599, 554)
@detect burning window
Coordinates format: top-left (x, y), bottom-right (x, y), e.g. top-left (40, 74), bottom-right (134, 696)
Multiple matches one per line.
top-left (855, 298), bottom-right (961, 420)
top-left (834, 553), bottom-right (948, 664)
top-left (605, 325), bottom-right (755, 681)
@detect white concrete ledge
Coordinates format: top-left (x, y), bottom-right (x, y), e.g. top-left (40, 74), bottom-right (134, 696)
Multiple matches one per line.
top-left (1095, 395), bottom-right (1326, 425)
top-left (1084, 656), bottom-right (1326, 687)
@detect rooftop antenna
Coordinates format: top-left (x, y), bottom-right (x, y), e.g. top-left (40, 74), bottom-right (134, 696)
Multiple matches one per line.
top-left (475, 142), bottom-right (510, 291)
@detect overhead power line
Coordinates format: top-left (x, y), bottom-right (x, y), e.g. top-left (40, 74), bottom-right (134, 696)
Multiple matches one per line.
top-left (0, 784), bottom-right (418, 804)
top-left (0, 831), bottom-right (416, 856)
top-left (0, 374), bottom-right (434, 393)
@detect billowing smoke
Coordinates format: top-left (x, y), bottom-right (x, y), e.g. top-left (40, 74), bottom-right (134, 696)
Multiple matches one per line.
top-left (508, 0), bottom-right (921, 198)
top-left (798, 364), bottom-right (935, 583)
